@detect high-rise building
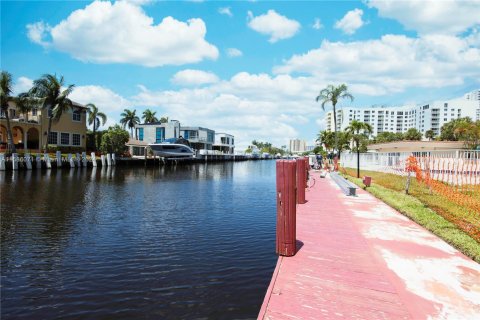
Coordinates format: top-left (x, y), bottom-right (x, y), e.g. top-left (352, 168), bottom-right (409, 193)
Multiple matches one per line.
top-left (324, 90), bottom-right (479, 138)
top-left (289, 139), bottom-right (306, 153)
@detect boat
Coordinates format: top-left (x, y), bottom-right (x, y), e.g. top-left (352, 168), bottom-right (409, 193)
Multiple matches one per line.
top-left (148, 137), bottom-right (195, 158)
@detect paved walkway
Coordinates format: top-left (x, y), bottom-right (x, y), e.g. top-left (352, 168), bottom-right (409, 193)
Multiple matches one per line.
top-left (258, 171), bottom-right (480, 320)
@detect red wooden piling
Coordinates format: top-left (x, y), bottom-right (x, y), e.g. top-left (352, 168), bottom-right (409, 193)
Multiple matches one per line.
top-left (296, 158), bottom-right (306, 204)
top-left (276, 160), bottom-right (297, 257)
top-left (304, 157), bottom-right (309, 186)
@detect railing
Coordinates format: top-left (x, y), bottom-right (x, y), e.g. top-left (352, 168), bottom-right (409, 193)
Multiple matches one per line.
top-left (341, 150), bottom-right (480, 185)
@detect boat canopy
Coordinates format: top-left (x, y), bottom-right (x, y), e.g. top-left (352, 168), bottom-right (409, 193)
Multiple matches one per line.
top-left (162, 137), bottom-right (191, 147)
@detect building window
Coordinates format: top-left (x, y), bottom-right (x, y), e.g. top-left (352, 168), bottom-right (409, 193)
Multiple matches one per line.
top-left (48, 131), bottom-right (58, 145)
top-left (138, 128), bottom-right (144, 141)
top-left (72, 109), bottom-right (81, 122)
top-left (207, 131), bottom-right (214, 143)
top-left (60, 132), bottom-right (70, 145)
top-left (231, 138), bottom-right (234, 145)
top-left (32, 108), bottom-right (37, 116)
top-left (72, 134), bottom-right (81, 146)
top-left (155, 127), bottom-right (164, 143)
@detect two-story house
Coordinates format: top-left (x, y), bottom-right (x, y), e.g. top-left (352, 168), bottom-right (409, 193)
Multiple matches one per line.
top-left (180, 126), bottom-right (215, 151)
top-left (0, 101), bottom-right (87, 152)
top-left (213, 133), bottom-right (235, 154)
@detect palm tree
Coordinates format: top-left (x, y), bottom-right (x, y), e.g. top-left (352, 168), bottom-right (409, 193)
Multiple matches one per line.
top-left (120, 108), bottom-right (140, 139)
top-left (316, 84), bottom-right (354, 158)
top-left (86, 103), bottom-right (107, 151)
top-left (29, 74), bottom-right (74, 151)
top-left (425, 129), bottom-right (435, 141)
top-left (0, 71), bottom-right (16, 153)
top-left (142, 109), bottom-right (158, 123)
top-left (16, 92), bottom-right (35, 122)
top-left (346, 120), bottom-right (372, 178)
top-left (316, 130), bottom-right (334, 152)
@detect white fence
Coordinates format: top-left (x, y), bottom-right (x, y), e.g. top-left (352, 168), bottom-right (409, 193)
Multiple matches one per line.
top-left (341, 150), bottom-right (480, 185)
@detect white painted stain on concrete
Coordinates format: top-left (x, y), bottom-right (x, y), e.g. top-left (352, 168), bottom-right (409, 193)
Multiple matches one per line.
top-left (379, 249), bottom-right (480, 320)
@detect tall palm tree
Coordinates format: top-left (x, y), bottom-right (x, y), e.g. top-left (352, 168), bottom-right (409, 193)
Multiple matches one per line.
top-left (346, 120), bottom-right (372, 178)
top-left (316, 130), bottom-right (334, 152)
top-left (0, 71), bottom-right (16, 153)
top-left (86, 103), bottom-right (107, 151)
top-left (142, 109), bottom-right (158, 123)
top-left (29, 74), bottom-right (74, 151)
top-left (16, 92), bottom-right (35, 122)
top-left (120, 108), bottom-right (140, 139)
top-left (316, 84), bottom-right (354, 158)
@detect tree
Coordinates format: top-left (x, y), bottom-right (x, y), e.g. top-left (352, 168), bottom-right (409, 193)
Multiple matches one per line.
top-left (313, 145), bottom-right (324, 154)
top-left (16, 93), bottom-right (35, 122)
top-left (120, 109), bottom-right (140, 139)
top-left (29, 74), bottom-right (75, 151)
top-left (345, 120), bottom-right (373, 178)
top-left (316, 130), bottom-right (335, 151)
top-left (0, 71), bottom-right (17, 153)
top-left (159, 116), bottom-right (169, 123)
top-left (425, 129), bottom-right (435, 141)
top-left (142, 109), bottom-right (158, 123)
top-left (100, 124), bottom-right (130, 155)
top-left (440, 117), bottom-right (472, 141)
top-left (316, 84), bottom-right (354, 157)
top-left (86, 103), bottom-right (107, 151)
top-left (404, 128), bottom-right (422, 141)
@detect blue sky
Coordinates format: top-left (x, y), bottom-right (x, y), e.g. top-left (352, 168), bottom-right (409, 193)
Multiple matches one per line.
top-left (2, 0), bottom-right (480, 148)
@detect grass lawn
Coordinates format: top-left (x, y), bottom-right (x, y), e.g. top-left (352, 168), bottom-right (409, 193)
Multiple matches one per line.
top-left (341, 168), bottom-right (480, 263)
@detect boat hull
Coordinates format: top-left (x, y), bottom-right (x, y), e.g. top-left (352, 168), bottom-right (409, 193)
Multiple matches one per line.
top-left (149, 143), bottom-right (194, 158)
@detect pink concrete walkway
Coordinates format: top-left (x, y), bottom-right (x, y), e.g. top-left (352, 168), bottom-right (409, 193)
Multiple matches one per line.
top-left (258, 171), bottom-right (480, 320)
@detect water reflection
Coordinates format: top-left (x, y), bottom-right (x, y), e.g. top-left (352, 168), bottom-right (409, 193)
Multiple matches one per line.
top-left (1, 161), bottom-right (277, 320)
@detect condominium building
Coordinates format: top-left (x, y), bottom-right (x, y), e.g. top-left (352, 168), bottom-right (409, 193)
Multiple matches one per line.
top-left (289, 139), bottom-right (306, 153)
top-left (325, 91), bottom-right (479, 138)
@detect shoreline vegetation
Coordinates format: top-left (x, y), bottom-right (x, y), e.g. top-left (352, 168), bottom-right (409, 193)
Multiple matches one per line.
top-left (341, 168), bottom-right (480, 263)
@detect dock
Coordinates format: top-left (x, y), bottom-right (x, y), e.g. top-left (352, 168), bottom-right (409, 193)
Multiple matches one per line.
top-left (259, 171), bottom-right (480, 319)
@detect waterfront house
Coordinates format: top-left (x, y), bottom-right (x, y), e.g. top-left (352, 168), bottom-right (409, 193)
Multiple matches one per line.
top-left (180, 126), bottom-right (215, 151)
top-left (213, 133), bottom-right (235, 154)
top-left (0, 100), bottom-right (87, 152)
top-left (127, 120), bottom-right (181, 156)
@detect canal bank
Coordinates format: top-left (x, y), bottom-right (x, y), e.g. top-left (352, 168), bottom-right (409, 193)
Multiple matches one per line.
top-left (259, 170), bottom-right (480, 319)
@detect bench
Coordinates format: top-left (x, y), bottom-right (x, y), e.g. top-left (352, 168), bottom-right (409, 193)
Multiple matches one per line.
top-left (330, 172), bottom-right (358, 196)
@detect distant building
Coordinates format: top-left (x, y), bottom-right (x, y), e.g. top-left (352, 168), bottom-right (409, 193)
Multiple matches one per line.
top-left (306, 145), bottom-right (315, 152)
top-left (289, 139), bottom-right (306, 154)
top-left (128, 120), bottom-right (180, 156)
top-left (213, 133), bottom-right (235, 154)
top-left (324, 90), bottom-right (479, 139)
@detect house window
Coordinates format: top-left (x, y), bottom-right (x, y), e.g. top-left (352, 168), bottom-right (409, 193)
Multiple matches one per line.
top-left (72, 109), bottom-right (81, 122)
top-left (32, 108), bottom-right (37, 116)
top-left (207, 132), bottom-right (214, 143)
top-left (138, 128), bottom-right (144, 141)
top-left (155, 127), bottom-right (164, 143)
top-left (72, 134), bottom-right (81, 146)
top-left (60, 132), bottom-right (70, 145)
top-left (48, 131), bottom-right (58, 144)
top-left (231, 138), bottom-right (234, 145)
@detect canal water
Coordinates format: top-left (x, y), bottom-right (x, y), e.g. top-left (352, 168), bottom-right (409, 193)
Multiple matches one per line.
top-left (1, 161), bottom-right (278, 319)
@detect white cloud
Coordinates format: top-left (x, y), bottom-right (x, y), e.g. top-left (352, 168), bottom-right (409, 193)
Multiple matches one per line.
top-left (218, 7), bottom-right (233, 17)
top-left (226, 48), bottom-right (243, 57)
top-left (335, 8), bottom-right (364, 35)
top-left (13, 77), bottom-right (34, 95)
top-left (26, 21), bottom-right (51, 47)
top-left (247, 10), bottom-right (301, 43)
top-left (274, 34), bottom-right (480, 95)
top-left (367, 0), bottom-right (480, 35)
top-left (26, 0), bottom-right (218, 67)
top-left (70, 85), bottom-right (132, 129)
top-left (171, 69), bottom-right (219, 86)
top-left (312, 18), bottom-right (323, 30)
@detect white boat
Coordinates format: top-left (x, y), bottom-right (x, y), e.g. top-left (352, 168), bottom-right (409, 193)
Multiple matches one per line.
top-left (149, 138), bottom-right (194, 158)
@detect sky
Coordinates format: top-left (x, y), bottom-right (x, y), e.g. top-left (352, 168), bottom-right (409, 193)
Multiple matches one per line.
top-left (1, 0), bottom-right (480, 149)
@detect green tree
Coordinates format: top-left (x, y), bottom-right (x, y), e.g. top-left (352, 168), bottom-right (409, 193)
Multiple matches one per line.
top-left (16, 92), bottom-right (36, 122)
top-left (440, 117), bottom-right (472, 141)
top-left (29, 74), bottom-right (75, 151)
top-left (316, 84), bottom-right (354, 156)
top-left (313, 145), bottom-right (324, 154)
top-left (425, 129), bottom-right (435, 141)
top-left (316, 130), bottom-right (335, 151)
top-left (159, 116), bottom-right (169, 123)
top-left (100, 124), bottom-right (130, 155)
top-left (404, 128), bottom-right (422, 141)
top-left (346, 120), bottom-right (373, 177)
top-left (86, 103), bottom-right (107, 151)
top-left (142, 109), bottom-right (158, 123)
top-left (0, 71), bottom-right (16, 153)
top-left (120, 108), bottom-right (140, 139)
